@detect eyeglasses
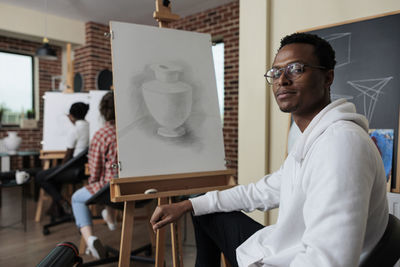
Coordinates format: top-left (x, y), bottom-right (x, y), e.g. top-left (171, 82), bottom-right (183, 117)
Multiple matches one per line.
top-left (264, 62), bottom-right (326, 85)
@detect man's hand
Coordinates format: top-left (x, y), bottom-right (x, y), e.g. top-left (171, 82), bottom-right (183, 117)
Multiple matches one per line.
top-left (150, 200), bottom-right (193, 232)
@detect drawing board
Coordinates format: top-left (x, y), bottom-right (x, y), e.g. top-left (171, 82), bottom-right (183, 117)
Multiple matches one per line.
top-left (42, 92), bottom-right (89, 151)
top-left (86, 90), bottom-right (110, 140)
top-left (110, 21), bottom-right (226, 178)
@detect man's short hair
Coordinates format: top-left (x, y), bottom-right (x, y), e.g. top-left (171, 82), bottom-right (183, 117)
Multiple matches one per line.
top-left (69, 102), bottom-right (89, 120)
top-left (279, 33), bottom-right (336, 70)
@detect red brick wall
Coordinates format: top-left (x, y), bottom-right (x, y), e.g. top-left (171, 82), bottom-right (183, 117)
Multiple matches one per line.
top-left (169, 1), bottom-right (240, 175)
top-left (74, 22), bottom-right (112, 91)
top-left (0, 36), bottom-right (62, 152)
top-left (0, 1), bottom-right (239, 173)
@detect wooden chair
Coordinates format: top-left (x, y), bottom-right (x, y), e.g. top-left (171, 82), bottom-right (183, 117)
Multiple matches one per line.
top-left (41, 148), bottom-right (89, 235)
top-left (35, 150), bottom-right (66, 222)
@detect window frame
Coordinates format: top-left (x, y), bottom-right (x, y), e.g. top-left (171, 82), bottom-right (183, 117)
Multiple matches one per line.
top-left (0, 49), bottom-right (35, 127)
top-left (211, 37), bottom-right (225, 123)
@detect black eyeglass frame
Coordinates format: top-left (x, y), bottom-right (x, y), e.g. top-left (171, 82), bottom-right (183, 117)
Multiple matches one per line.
top-left (264, 62), bottom-right (327, 85)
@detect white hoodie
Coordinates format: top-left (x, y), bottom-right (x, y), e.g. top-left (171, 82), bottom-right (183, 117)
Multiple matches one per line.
top-left (190, 99), bottom-right (388, 267)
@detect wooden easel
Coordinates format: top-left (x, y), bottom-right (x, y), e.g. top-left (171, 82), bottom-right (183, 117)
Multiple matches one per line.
top-left (111, 2), bottom-right (236, 266)
top-left (64, 43), bottom-right (74, 93)
top-left (35, 41), bottom-right (77, 221)
top-left (111, 170), bottom-right (236, 267)
top-left (34, 150), bottom-right (66, 222)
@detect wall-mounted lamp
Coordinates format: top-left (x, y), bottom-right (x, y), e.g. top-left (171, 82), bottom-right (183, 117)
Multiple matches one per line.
top-left (35, 0), bottom-right (57, 60)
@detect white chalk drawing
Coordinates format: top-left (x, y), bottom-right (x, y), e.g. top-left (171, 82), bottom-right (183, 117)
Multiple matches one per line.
top-left (347, 77), bottom-right (393, 122)
top-left (331, 93), bottom-right (354, 101)
top-left (142, 63), bottom-right (192, 137)
top-left (323, 33), bottom-right (351, 68)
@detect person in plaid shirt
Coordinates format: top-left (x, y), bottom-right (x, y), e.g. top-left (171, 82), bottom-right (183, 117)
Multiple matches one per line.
top-left (71, 91), bottom-right (118, 259)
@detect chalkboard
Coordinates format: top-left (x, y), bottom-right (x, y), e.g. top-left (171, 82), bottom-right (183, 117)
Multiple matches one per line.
top-left (304, 11), bottom-right (400, 190)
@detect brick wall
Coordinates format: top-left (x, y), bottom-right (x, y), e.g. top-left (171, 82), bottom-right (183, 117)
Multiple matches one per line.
top-left (0, 1), bottom-right (239, 173)
top-left (169, 1), bottom-right (240, 175)
top-left (74, 22), bottom-right (112, 91)
top-left (0, 36), bottom-right (62, 152)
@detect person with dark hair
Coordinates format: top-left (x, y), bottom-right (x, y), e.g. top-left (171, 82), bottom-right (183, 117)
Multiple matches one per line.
top-left (150, 32), bottom-right (388, 266)
top-left (36, 102), bottom-right (90, 218)
top-left (71, 92), bottom-right (118, 259)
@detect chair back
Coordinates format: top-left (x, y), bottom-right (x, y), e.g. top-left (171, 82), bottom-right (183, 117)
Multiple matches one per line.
top-left (359, 214), bottom-right (400, 267)
top-left (45, 147), bottom-right (89, 181)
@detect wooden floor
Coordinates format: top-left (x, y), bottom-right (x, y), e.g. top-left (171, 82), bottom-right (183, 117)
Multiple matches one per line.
top-left (0, 185), bottom-right (197, 267)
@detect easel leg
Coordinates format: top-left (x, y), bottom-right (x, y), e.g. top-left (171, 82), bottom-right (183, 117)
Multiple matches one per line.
top-left (35, 159), bottom-right (50, 222)
top-left (119, 201), bottom-right (135, 267)
top-left (155, 197), bottom-right (168, 267)
top-left (170, 198), bottom-right (183, 267)
top-left (34, 188), bottom-right (46, 222)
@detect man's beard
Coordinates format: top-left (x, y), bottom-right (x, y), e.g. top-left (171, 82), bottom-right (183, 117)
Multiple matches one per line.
top-left (279, 104), bottom-right (298, 113)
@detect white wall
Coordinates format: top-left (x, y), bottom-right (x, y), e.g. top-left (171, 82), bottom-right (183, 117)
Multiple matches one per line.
top-left (238, 0), bottom-right (271, 223)
top-left (239, 0), bottom-right (400, 225)
top-left (0, 2), bottom-right (85, 45)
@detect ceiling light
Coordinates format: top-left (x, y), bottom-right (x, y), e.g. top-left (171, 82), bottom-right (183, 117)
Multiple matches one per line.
top-left (36, 0), bottom-right (57, 60)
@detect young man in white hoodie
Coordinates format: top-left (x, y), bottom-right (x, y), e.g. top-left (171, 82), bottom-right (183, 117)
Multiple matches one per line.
top-left (150, 33), bottom-right (389, 267)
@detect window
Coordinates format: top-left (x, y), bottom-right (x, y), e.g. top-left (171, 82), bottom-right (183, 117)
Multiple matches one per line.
top-left (0, 51), bottom-right (34, 126)
top-left (212, 42), bottom-right (224, 122)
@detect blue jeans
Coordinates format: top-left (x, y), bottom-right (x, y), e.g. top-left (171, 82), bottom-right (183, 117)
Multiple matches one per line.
top-left (71, 187), bottom-right (93, 228)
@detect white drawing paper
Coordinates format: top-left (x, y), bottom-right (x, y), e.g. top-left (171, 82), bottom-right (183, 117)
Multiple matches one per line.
top-left (42, 92), bottom-right (89, 151)
top-left (86, 90), bottom-right (110, 140)
top-left (110, 21), bottom-right (226, 178)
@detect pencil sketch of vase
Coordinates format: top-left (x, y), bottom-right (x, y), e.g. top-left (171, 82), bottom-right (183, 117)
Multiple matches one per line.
top-left (142, 63), bottom-right (193, 137)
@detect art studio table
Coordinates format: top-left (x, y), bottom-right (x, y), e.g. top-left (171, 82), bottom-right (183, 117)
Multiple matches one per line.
top-left (0, 150), bottom-right (40, 172)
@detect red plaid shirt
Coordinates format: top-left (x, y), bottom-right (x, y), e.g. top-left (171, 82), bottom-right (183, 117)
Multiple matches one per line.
top-left (85, 121), bottom-right (118, 195)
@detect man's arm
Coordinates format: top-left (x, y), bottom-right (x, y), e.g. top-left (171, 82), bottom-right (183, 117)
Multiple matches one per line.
top-left (150, 200), bottom-right (193, 232)
top-left (289, 131), bottom-right (385, 267)
top-left (61, 148), bottom-right (74, 164)
top-left (150, 168), bottom-right (283, 231)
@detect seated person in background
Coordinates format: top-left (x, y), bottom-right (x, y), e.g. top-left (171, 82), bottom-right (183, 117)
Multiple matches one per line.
top-left (71, 92), bottom-right (118, 259)
top-left (150, 33), bottom-right (389, 267)
top-left (36, 102), bottom-right (90, 218)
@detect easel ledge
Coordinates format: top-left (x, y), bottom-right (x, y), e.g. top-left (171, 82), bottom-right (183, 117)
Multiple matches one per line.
top-left (110, 169), bottom-right (236, 202)
top-left (40, 150), bottom-right (66, 160)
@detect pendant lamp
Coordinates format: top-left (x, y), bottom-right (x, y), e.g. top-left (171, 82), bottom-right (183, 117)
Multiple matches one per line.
top-left (36, 0), bottom-right (57, 60)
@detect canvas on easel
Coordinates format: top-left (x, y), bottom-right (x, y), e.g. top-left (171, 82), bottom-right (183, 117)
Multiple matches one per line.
top-left (86, 90), bottom-right (110, 140)
top-left (42, 92), bottom-right (89, 151)
top-left (110, 21), bottom-right (226, 178)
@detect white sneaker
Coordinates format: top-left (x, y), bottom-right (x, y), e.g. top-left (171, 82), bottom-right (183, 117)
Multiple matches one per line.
top-left (101, 209), bottom-right (117, 231)
top-left (87, 236), bottom-right (106, 259)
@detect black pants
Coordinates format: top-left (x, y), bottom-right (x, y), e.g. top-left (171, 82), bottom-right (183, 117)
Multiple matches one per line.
top-left (191, 211), bottom-right (264, 267)
top-left (35, 166), bottom-right (83, 203)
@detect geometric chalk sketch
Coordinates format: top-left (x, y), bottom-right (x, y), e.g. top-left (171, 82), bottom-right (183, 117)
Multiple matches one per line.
top-left (347, 77), bottom-right (393, 122)
top-left (323, 33), bottom-right (351, 68)
top-left (331, 93), bottom-right (354, 102)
